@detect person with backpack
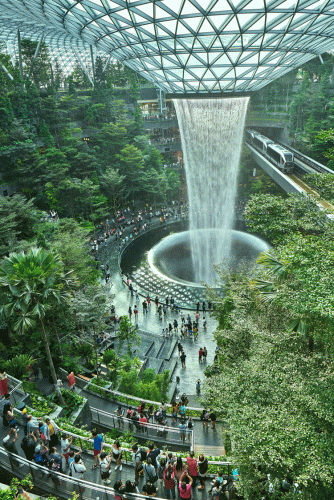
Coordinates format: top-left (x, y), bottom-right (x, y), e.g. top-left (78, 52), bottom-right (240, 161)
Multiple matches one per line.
top-left (131, 443), bottom-right (146, 483)
top-left (144, 457), bottom-right (158, 483)
top-left (33, 444), bottom-right (49, 467)
top-left (142, 481), bottom-right (157, 497)
top-left (163, 462), bottom-right (176, 499)
top-left (147, 443), bottom-right (160, 471)
top-left (211, 480), bottom-right (222, 500)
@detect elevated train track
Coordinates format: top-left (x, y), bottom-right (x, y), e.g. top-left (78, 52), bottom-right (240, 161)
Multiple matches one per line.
top-left (245, 138), bottom-right (334, 219)
top-left (276, 142), bottom-right (334, 176)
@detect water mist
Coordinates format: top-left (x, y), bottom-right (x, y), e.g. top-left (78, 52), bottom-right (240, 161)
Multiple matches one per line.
top-left (173, 97), bottom-right (249, 285)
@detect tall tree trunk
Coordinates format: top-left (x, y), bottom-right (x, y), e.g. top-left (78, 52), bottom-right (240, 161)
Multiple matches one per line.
top-left (52, 315), bottom-right (63, 359)
top-left (39, 319), bottom-right (65, 405)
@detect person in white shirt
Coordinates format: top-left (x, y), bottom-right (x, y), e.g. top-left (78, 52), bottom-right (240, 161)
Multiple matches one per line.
top-left (100, 451), bottom-right (113, 485)
top-left (70, 455), bottom-right (86, 480)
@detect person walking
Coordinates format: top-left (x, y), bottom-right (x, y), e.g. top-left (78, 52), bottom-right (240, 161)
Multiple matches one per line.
top-left (91, 430), bottom-right (103, 469)
top-left (134, 306), bottom-right (138, 323)
top-left (196, 379), bottom-right (201, 396)
top-left (180, 351), bottom-right (186, 368)
top-left (203, 346), bottom-right (208, 361)
top-left (128, 306), bottom-right (132, 320)
top-left (187, 418), bottom-right (194, 442)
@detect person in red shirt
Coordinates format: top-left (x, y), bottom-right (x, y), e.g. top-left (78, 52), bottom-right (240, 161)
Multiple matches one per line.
top-left (163, 463), bottom-right (176, 499)
top-left (198, 348), bottom-right (203, 363)
top-left (179, 472), bottom-right (193, 499)
top-left (139, 413), bottom-right (148, 434)
top-left (187, 452), bottom-right (198, 486)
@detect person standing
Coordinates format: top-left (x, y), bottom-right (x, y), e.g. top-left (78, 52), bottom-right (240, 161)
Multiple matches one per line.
top-left (163, 463), bottom-right (176, 500)
top-left (134, 306), bottom-right (138, 323)
top-left (100, 451), bottom-right (113, 485)
top-left (198, 348), bottom-right (203, 363)
top-left (203, 347), bottom-right (208, 362)
top-left (67, 372), bottom-right (75, 392)
top-left (196, 379), bottom-right (201, 396)
top-left (61, 433), bottom-right (72, 467)
top-left (179, 419), bottom-right (187, 443)
top-left (128, 306), bottom-right (132, 320)
top-left (131, 444), bottom-right (144, 483)
top-left (112, 439), bottom-right (122, 470)
top-left (209, 409), bottom-right (217, 429)
top-left (92, 430), bottom-right (103, 469)
top-left (0, 370), bottom-right (9, 396)
top-left (187, 452), bottom-right (198, 486)
top-left (202, 302), bottom-right (206, 313)
top-left (180, 351), bottom-right (186, 368)
top-left (179, 472), bottom-right (193, 500)
top-left (21, 432), bottom-right (37, 460)
top-left (197, 454), bottom-right (208, 490)
top-left (3, 428), bottom-right (22, 467)
top-left (69, 455), bottom-right (86, 493)
top-left (144, 457), bottom-right (157, 483)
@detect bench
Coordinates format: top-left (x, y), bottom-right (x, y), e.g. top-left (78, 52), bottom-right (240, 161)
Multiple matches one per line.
top-left (76, 374), bottom-right (90, 383)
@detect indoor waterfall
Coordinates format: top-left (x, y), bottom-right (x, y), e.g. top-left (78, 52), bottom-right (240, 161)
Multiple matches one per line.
top-left (173, 97), bottom-right (249, 285)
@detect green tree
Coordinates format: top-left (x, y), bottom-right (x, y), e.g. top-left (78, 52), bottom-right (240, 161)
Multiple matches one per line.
top-left (99, 167), bottom-right (126, 212)
top-left (117, 316), bottom-right (141, 355)
top-left (0, 247), bottom-right (77, 404)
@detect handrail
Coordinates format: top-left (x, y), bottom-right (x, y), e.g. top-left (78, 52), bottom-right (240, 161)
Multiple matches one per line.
top-left (43, 427), bottom-right (230, 465)
top-left (90, 406), bottom-right (193, 450)
top-left (0, 447), bottom-right (166, 500)
top-left (91, 406), bottom-right (188, 430)
top-left (84, 377), bottom-right (205, 414)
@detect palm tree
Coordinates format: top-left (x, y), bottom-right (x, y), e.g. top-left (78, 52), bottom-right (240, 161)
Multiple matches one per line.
top-left (0, 247), bottom-right (77, 404)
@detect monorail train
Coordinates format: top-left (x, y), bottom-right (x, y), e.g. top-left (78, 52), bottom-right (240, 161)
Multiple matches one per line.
top-left (245, 129), bottom-right (294, 174)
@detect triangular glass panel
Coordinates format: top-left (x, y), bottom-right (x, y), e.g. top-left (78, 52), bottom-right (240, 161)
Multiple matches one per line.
top-left (137, 3), bottom-right (154, 19)
top-left (159, 19), bottom-right (177, 34)
top-left (181, 0), bottom-right (201, 16)
top-left (248, 15), bottom-right (265, 31)
top-left (222, 16), bottom-right (240, 32)
top-left (210, 0), bottom-right (233, 14)
top-left (227, 50), bottom-right (240, 63)
top-left (237, 13), bottom-right (255, 29)
top-left (242, 0), bottom-right (265, 9)
top-left (198, 18), bottom-right (214, 33)
top-left (177, 21), bottom-right (191, 34)
top-left (209, 14), bottom-right (228, 29)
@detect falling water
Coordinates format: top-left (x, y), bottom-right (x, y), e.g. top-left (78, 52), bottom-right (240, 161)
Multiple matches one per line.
top-left (173, 97), bottom-right (249, 285)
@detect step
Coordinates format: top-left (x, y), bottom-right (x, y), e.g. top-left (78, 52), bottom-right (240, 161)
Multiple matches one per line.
top-left (194, 445), bottom-right (226, 457)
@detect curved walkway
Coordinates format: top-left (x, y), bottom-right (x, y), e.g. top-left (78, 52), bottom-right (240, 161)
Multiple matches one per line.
top-left (90, 211), bottom-right (224, 453)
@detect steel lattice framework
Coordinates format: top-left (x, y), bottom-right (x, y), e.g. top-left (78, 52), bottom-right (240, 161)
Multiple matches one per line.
top-left (1, 0), bottom-right (334, 94)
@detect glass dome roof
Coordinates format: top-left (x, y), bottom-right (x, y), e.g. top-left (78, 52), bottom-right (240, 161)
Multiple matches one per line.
top-left (1, 0), bottom-right (334, 93)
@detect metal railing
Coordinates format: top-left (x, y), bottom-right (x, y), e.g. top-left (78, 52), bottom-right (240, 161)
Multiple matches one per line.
top-left (0, 447), bottom-right (156, 500)
top-left (1, 374), bottom-right (25, 405)
top-left (85, 381), bottom-right (204, 415)
top-left (0, 447), bottom-right (233, 500)
top-left (90, 407), bottom-right (194, 451)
